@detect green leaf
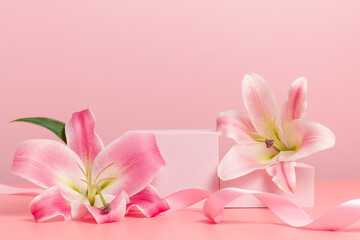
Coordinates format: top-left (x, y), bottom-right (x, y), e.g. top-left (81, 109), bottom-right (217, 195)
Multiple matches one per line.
top-left (10, 117), bottom-right (67, 143)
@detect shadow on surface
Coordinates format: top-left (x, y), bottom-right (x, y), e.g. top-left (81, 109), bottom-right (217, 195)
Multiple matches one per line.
top-left (197, 219), bottom-right (360, 233)
top-left (126, 212), bottom-right (168, 219)
top-left (20, 215), bottom-right (65, 223)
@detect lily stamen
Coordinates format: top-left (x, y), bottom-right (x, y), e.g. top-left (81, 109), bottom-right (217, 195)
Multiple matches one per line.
top-left (79, 151), bottom-right (117, 210)
top-left (76, 149), bottom-right (116, 209)
top-left (265, 139), bottom-right (275, 148)
top-left (75, 161), bottom-right (87, 179)
top-left (262, 114), bottom-right (288, 151)
top-left (96, 177), bottom-right (117, 186)
top-left (97, 186), bottom-right (111, 213)
top-left (93, 162), bottom-right (116, 185)
top-left (102, 204), bottom-right (112, 213)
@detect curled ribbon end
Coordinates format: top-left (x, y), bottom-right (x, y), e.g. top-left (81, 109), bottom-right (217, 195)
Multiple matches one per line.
top-left (214, 215), bottom-right (223, 224)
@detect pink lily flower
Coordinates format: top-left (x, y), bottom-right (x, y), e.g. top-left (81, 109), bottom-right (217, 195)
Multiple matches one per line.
top-left (12, 109), bottom-right (169, 223)
top-left (217, 73), bottom-right (335, 194)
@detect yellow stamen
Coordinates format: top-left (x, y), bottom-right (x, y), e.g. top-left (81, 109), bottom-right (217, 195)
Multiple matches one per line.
top-left (96, 177), bottom-right (117, 185)
top-left (75, 161), bottom-right (87, 179)
top-left (93, 162), bottom-right (116, 184)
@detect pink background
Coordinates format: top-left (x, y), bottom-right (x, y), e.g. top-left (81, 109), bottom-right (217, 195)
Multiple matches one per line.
top-left (0, 0), bottom-right (359, 183)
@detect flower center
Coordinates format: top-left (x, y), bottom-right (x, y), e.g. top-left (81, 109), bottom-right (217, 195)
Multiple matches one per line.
top-left (247, 114), bottom-right (289, 152)
top-left (76, 149), bottom-right (116, 212)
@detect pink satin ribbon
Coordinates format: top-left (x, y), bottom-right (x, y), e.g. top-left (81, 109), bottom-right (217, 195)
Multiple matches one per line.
top-left (165, 188), bottom-right (360, 230)
top-left (0, 184), bottom-right (43, 195)
top-left (2, 183), bottom-right (360, 231)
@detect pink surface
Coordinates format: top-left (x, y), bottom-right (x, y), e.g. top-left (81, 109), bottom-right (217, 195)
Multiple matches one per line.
top-left (137, 130), bottom-right (219, 208)
top-left (221, 163), bottom-right (314, 207)
top-left (1, 0), bottom-right (360, 183)
top-left (1, 180), bottom-right (360, 239)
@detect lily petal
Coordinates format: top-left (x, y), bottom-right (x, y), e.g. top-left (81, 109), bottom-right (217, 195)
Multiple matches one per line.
top-left (29, 187), bottom-right (71, 222)
top-left (92, 132), bottom-right (166, 197)
top-left (12, 139), bottom-right (87, 197)
top-left (283, 119), bottom-right (335, 162)
top-left (282, 77), bottom-right (307, 124)
top-left (65, 109), bottom-right (104, 162)
top-left (242, 73), bottom-right (280, 136)
top-left (71, 194), bottom-right (116, 219)
top-left (127, 185), bottom-right (169, 217)
top-left (266, 161), bottom-right (296, 194)
top-left (85, 191), bottom-right (128, 224)
top-left (218, 142), bottom-right (278, 180)
top-left (71, 201), bottom-right (90, 219)
top-left (217, 111), bottom-right (256, 142)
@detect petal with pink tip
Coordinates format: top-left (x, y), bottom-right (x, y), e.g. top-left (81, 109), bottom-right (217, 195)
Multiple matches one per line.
top-left (12, 139), bottom-right (87, 196)
top-left (85, 191), bottom-right (128, 224)
top-left (242, 73), bottom-right (280, 136)
top-left (127, 185), bottom-right (169, 217)
top-left (65, 109), bottom-right (104, 162)
top-left (217, 111), bottom-right (256, 142)
top-left (266, 161), bottom-right (296, 194)
top-left (29, 187), bottom-right (71, 222)
top-left (218, 142), bottom-right (278, 180)
top-left (282, 77), bottom-right (307, 124)
top-left (92, 132), bottom-right (166, 197)
top-left (283, 119), bottom-right (335, 162)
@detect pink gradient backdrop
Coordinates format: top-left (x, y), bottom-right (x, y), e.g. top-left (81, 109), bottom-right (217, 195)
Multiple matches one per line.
top-left (0, 0), bottom-right (359, 183)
